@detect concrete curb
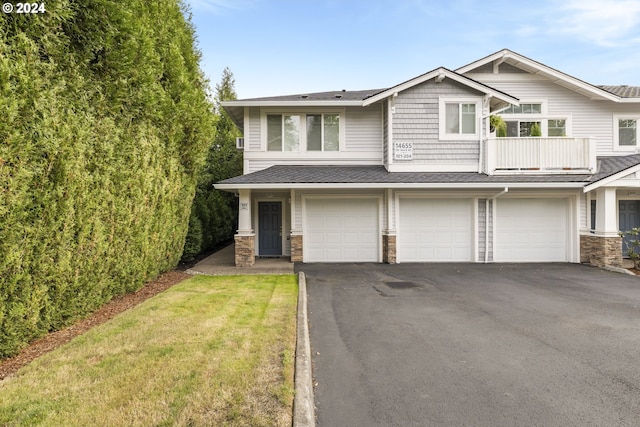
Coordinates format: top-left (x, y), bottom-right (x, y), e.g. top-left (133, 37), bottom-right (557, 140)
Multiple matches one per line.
top-left (293, 271), bottom-right (315, 427)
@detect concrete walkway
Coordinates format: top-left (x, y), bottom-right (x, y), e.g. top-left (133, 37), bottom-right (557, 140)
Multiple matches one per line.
top-left (186, 243), bottom-right (295, 275)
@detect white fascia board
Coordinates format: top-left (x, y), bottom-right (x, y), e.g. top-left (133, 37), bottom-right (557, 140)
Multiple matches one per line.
top-left (619, 98), bottom-right (640, 104)
top-left (362, 68), bottom-right (519, 107)
top-left (456, 49), bottom-right (621, 103)
top-left (216, 182), bottom-right (587, 191)
top-left (220, 100), bottom-right (363, 107)
top-left (584, 163), bottom-right (640, 192)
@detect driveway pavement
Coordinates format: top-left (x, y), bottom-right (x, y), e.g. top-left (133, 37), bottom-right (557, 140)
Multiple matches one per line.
top-left (299, 263), bottom-right (640, 426)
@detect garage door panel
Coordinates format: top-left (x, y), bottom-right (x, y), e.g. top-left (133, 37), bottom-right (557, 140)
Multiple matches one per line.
top-left (399, 198), bottom-right (473, 262)
top-left (305, 198), bottom-right (379, 262)
top-left (496, 198), bottom-right (568, 262)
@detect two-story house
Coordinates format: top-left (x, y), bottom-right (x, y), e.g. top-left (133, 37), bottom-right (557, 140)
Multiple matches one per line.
top-left (217, 49), bottom-right (640, 268)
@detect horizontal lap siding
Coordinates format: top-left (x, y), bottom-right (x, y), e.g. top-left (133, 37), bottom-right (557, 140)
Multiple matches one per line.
top-left (248, 107), bottom-right (261, 151)
top-left (345, 104), bottom-right (382, 151)
top-left (477, 79), bottom-right (623, 156)
top-left (393, 79), bottom-right (481, 164)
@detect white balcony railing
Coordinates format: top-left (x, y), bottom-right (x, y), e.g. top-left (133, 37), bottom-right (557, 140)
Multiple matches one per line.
top-left (485, 137), bottom-right (597, 175)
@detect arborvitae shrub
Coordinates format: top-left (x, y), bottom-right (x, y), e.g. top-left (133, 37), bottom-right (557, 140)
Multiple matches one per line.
top-left (0, 1), bottom-right (213, 357)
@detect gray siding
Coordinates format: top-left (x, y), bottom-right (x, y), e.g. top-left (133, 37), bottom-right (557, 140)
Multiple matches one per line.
top-left (478, 198), bottom-right (486, 262)
top-left (393, 79), bottom-right (482, 165)
top-left (474, 78), bottom-right (640, 156)
top-left (382, 102), bottom-right (389, 165)
top-left (345, 104), bottom-right (383, 152)
top-left (248, 107), bottom-right (261, 151)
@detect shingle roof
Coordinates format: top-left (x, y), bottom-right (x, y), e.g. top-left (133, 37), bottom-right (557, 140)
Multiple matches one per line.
top-left (589, 153), bottom-right (640, 183)
top-left (235, 89), bottom-right (387, 103)
top-left (597, 85), bottom-right (640, 98)
top-left (217, 165), bottom-right (593, 186)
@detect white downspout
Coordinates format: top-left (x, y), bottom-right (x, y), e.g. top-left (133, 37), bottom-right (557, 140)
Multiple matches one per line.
top-left (485, 187), bottom-right (509, 263)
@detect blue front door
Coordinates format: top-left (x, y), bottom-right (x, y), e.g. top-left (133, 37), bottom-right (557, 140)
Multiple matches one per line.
top-left (619, 200), bottom-right (640, 256)
top-left (258, 202), bottom-right (282, 256)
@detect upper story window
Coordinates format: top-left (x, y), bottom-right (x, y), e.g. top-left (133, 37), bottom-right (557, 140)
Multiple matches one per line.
top-left (306, 114), bottom-right (340, 151)
top-left (439, 98), bottom-right (481, 140)
top-left (498, 101), bottom-right (569, 138)
top-left (265, 111), bottom-right (342, 152)
top-left (267, 114), bottom-right (300, 151)
top-left (615, 117), bottom-right (638, 150)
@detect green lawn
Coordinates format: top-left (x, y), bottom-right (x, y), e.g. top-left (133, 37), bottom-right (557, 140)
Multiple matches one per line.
top-left (0, 274), bottom-right (298, 427)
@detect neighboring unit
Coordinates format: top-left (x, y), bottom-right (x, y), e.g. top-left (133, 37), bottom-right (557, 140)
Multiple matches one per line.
top-left (216, 49), bottom-right (640, 267)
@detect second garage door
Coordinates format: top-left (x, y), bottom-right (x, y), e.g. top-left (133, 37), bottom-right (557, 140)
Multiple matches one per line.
top-left (495, 198), bottom-right (568, 262)
top-left (305, 198), bottom-right (379, 262)
top-left (398, 198), bottom-right (473, 262)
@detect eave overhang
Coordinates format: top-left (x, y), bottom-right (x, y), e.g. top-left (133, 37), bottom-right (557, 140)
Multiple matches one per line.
top-left (362, 67), bottom-right (519, 108)
top-left (456, 49), bottom-right (623, 103)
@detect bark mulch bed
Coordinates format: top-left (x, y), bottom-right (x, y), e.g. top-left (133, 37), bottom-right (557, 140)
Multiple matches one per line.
top-left (0, 270), bottom-right (190, 381)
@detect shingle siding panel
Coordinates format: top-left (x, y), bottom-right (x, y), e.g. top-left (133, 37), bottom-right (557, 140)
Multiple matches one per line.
top-left (393, 79), bottom-right (482, 164)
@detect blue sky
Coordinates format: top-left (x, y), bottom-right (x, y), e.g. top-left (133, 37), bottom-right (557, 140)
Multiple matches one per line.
top-left (185, 0), bottom-right (640, 99)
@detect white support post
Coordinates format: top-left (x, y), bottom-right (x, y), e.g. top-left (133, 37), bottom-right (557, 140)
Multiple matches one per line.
top-left (594, 187), bottom-right (618, 237)
top-left (237, 189), bottom-right (253, 235)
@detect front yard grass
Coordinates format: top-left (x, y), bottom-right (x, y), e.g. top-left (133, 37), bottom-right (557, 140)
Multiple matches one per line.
top-left (0, 274), bottom-right (298, 427)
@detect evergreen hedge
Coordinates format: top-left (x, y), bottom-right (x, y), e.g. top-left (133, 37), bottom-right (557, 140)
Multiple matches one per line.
top-left (0, 1), bottom-right (214, 357)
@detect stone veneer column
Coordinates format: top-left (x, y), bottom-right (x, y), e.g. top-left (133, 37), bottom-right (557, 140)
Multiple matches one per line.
top-left (290, 234), bottom-right (303, 262)
top-left (234, 234), bottom-right (255, 267)
top-left (580, 235), bottom-right (622, 267)
top-left (383, 234), bottom-right (397, 264)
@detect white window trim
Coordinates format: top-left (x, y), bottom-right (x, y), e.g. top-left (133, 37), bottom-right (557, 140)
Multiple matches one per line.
top-left (438, 97), bottom-right (482, 141)
top-left (613, 115), bottom-right (639, 151)
top-left (261, 108), bottom-right (346, 152)
top-left (498, 100), bottom-right (573, 138)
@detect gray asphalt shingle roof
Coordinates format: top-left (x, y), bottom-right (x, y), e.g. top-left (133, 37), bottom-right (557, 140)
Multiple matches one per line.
top-left (218, 165), bottom-right (593, 185)
top-left (217, 155), bottom-right (640, 188)
top-left (597, 85), bottom-right (640, 98)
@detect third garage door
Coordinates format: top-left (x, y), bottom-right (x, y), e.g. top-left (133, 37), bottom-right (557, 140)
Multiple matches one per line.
top-left (398, 198), bottom-right (473, 262)
top-left (495, 198), bottom-right (568, 262)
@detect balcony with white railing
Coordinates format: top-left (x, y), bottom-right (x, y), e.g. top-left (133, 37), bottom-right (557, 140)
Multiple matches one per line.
top-left (485, 137), bottom-right (597, 175)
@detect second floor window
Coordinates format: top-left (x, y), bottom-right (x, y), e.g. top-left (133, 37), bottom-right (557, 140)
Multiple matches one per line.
top-left (266, 112), bottom-right (341, 151)
top-left (267, 114), bottom-right (300, 151)
top-left (618, 119), bottom-right (637, 146)
top-left (445, 103), bottom-right (476, 135)
top-left (307, 114), bottom-right (340, 151)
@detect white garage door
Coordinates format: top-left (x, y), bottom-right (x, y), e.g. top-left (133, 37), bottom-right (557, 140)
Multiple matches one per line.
top-left (305, 198), bottom-right (379, 262)
top-left (496, 198), bottom-right (568, 262)
top-left (398, 198), bottom-right (473, 262)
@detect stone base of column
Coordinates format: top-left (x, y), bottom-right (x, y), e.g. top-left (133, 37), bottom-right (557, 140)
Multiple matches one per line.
top-left (234, 234), bottom-right (255, 267)
top-left (290, 234), bottom-right (303, 262)
top-left (580, 234), bottom-right (622, 267)
top-left (383, 234), bottom-right (397, 264)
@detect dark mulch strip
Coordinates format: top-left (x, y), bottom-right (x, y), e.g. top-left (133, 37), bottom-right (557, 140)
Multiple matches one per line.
top-left (0, 271), bottom-right (190, 381)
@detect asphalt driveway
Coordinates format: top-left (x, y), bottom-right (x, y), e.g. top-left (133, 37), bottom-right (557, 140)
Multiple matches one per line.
top-left (299, 263), bottom-right (640, 426)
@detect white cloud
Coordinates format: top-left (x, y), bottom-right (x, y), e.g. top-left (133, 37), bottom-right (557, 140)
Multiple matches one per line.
top-left (551, 0), bottom-right (640, 46)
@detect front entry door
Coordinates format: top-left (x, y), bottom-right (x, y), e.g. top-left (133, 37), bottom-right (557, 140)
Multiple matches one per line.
top-left (619, 200), bottom-right (640, 255)
top-left (258, 202), bottom-right (282, 256)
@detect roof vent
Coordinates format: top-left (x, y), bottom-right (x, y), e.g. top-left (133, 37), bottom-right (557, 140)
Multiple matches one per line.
top-left (301, 94), bottom-right (309, 99)
top-left (334, 94), bottom-right (343, 99)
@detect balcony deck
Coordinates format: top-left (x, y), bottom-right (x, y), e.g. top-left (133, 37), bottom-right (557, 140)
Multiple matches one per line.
top-left (486, 137), bottom-right (597, 175)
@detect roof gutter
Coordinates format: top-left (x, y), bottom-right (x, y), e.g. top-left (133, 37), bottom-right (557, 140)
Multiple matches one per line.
top-left (215, 182), bottom-right (587, 191)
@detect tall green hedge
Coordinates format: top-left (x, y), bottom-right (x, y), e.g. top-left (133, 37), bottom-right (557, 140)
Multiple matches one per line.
top-left (0, 1), bottom-right (214, 357)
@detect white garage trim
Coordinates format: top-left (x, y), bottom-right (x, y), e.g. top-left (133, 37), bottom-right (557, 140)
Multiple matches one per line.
top-left (302, 195), bottom-right (382, 262)
top-left (397, 197), bottom-right (476, 262)
top-left (495, 197), bottom-right (572, 262)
